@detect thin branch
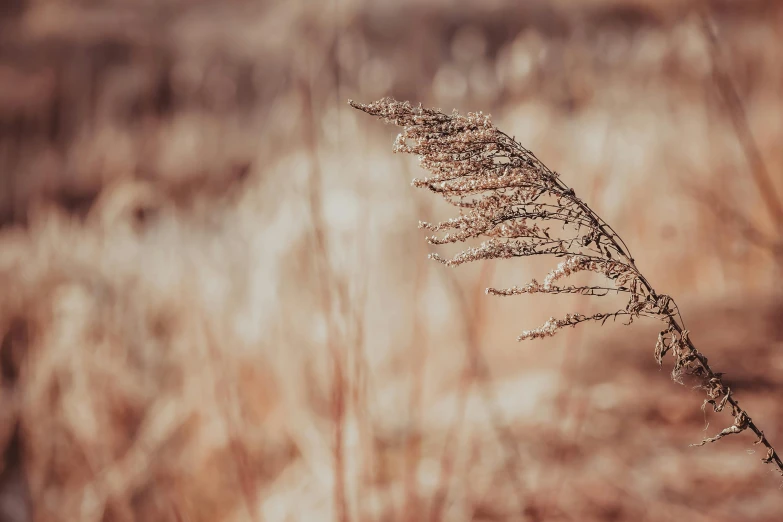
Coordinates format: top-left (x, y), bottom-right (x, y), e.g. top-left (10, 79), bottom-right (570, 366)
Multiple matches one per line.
top-left (700, 12), bottom-right (783, 232)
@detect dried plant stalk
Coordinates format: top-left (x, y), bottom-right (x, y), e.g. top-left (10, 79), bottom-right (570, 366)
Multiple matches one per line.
top-left (350, 97), bottom-right (783, 476)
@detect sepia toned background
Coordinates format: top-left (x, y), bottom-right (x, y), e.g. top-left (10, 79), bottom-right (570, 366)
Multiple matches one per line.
top-left (0, 0), bottom-right (782, 520)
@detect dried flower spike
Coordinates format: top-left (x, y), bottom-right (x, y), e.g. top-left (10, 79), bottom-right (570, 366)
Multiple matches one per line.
top-left (351, 97), bottom-right (783, 476)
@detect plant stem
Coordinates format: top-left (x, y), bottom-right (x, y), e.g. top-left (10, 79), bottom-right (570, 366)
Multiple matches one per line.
top-left (567, 180), bottom-right (783, 474)
top-left (668, 318), bottom-right (783, 473)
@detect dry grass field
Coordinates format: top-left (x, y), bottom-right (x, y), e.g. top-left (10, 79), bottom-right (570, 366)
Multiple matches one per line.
top-left (0, 0), bottom-right (782, 520)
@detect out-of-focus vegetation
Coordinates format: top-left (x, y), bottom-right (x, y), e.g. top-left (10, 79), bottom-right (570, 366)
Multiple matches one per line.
top-left (0, 1), bottom-right (782, 520)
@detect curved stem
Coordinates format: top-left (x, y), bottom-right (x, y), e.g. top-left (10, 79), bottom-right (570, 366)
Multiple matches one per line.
top-left (668, 319), bottom-right (783, 473)
top-left (565, 181), bottom-right (783, 474)
top-left (543, 166), bottom-right (783, 473)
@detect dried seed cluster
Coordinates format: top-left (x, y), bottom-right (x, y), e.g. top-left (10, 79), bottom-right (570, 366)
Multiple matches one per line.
top-left (351, 97), bottom-right (783, 476)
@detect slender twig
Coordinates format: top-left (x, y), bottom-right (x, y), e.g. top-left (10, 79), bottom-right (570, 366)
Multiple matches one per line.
top-left (700, 12), bottom-right (783, 232)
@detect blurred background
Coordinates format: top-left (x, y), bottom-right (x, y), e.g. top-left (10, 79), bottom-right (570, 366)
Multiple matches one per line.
top-left (0, 0), bottom-right (782, 520)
